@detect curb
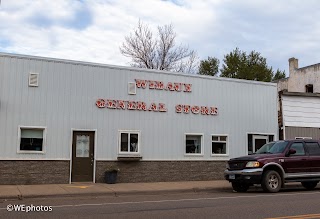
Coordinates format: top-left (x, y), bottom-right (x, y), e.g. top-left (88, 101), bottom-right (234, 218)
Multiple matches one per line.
top-left (0, 187), bottom-right (231, 200)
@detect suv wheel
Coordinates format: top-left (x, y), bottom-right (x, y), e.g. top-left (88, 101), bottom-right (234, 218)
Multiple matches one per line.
top-left (261, 170), bottom-right (282, 193)
top-left (231, 182), bottom-right (250, 192)
top-left (301, 181), bottom-right (318, 190)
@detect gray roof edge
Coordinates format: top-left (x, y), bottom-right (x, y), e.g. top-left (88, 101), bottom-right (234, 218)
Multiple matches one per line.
top-left (0, 52), bottom-right (276, 87)
top-left (297, 62), bottom-right (320, 71)
top-left (281, 91), bottom-right (320, 98)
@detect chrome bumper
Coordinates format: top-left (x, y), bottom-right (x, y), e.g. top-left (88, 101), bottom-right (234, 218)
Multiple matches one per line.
top-left (224, 168), bottom-right (263, 176)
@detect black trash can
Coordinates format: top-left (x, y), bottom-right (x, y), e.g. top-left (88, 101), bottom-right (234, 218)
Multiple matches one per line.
top-left (105, 171), bottom-right (118, 184)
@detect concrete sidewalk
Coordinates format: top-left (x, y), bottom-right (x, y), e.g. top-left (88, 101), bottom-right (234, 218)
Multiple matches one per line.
top-left (0, 180), bottom-right (231, 200)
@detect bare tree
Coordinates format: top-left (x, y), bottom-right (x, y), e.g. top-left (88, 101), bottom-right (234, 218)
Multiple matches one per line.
top-left (120, 20), bottom-right (198, 74)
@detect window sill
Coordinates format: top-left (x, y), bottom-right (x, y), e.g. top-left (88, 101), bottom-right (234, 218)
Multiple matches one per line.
top-left (17, 151), bottom-right (45, 154)
top-left (211, 154), bottom-right (229, 157)
top-left (184, 154), bottom-right (204, 157)
top-left (117, 154), bottom-right (142, 161)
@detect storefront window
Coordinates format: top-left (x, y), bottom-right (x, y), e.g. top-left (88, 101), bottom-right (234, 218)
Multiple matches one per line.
top-left (119, 131), bottom-right (140, 153)
top-left (19, 127), bottom-right (46, 153)
top-left (247, 134), bottom-right (274, 154)
top-left (212, 135), bottom-right (228, 155)
top-left (185, 134), bottom-right (203, 154)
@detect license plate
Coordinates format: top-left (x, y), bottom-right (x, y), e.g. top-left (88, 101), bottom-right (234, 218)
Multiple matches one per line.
top-left (229, 174), bottom-right (235, 180)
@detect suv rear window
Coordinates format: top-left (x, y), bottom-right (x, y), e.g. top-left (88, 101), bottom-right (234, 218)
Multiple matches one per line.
top-left (305, 142), bottom-right (320, 155)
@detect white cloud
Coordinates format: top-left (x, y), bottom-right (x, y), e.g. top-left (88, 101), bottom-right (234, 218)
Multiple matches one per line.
top-left (0, 0), bottom-right (320, 75)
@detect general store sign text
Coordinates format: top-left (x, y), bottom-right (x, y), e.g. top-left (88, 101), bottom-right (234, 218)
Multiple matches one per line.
top-left (96, 99), bottom-right (218, 115)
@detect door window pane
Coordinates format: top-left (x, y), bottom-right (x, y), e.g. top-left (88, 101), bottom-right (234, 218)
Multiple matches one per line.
top-left (76, 135), bottom-right (90, 157)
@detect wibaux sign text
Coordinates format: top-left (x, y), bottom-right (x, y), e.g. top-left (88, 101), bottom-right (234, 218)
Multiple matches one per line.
top-left (135, 79), bottom-right (192, 92)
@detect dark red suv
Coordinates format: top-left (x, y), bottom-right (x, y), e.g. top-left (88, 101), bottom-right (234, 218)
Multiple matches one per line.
top-left (224, 140), bottom-right (320, 192)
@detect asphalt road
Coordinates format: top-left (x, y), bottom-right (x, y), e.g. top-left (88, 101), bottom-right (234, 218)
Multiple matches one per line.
top-left (1, 186), bottom-right (320, 219)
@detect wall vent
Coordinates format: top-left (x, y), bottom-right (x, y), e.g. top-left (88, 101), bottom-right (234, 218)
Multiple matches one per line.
top-left (29, 73), bottom-right (39, 87)
top-left (128, 82), bottom-right (136, 95)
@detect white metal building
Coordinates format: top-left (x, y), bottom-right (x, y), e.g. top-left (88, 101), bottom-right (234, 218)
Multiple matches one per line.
top-left (277, 58), bottom-right (320, 140)
top-left (0, 53), bottom-right (278, 184)
top-left (280, 92), bottom-right (320, 140)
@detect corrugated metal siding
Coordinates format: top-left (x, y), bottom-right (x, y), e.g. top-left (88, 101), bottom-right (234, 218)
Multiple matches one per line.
top-left (285, 126), bottom-right (320, 140)
top-left (282, 95), bottom-right (320, 128)
top-left (0, 54), bottom-right (278, 160)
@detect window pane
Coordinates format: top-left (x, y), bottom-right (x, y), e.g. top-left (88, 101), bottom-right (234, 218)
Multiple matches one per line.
top-left (247, 134), bottom-right (253, 154)
top-left (306, 142), bottom-right (320, 155)
top-left (269, 135), bottom-right (274, 142)
top-left (20, 138), bottom-right (43, 151)
top-left (212, 136), bottom-right (218, 141)
top-left (212, 142), bottom-right (226, 154)
top-left (130, 134), bottom-right (138, 152)
top-left (220, 136), bottom-right (227, 141)
top-left (21, 129), bottom-right (43, 138)
top-left (20, 129), bottom-right (44, 151)
top-left (290, 143), bottom-right (305, 156)
top-left (121, 133), bottom-right (128, 152)
top-left (186, 135), bottom-right (201, 154)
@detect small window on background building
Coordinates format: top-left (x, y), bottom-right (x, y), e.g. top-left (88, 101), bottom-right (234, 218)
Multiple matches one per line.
top-left (119, 131), bottom-right (139, 153)
top-left (306, 84), bottom-right (313, 93)
top-left (19, 127), bottom-right (45, 152)
top-left (212, 135), bottom-right (228, 155)
top-left (185, 134), bottom-right (202, 154)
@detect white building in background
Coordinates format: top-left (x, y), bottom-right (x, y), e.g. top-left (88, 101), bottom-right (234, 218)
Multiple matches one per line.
top-left (0, 53), bottom-right (278, 185)
top-left (278, 58), bottom-right (320, 140)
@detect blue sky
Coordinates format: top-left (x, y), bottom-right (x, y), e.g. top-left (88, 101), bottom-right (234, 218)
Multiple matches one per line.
top-left (0, 0), bottom-right (319, 76)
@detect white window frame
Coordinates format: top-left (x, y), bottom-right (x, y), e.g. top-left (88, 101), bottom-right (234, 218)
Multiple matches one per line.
top-left (246, 132), bottom-right (276, 155)
top-left (252, 135), bottom-right (269, 153)
top-left (211, 134), bottom-right (229, 157)
top-left (184, 133), bottom-right (204, 156)
top-left (118, 130), bottom-right (141, 154)
top-left (17, 126), bottom-right (47, 154)
top-left (295, 137), bottom-right (312, 140)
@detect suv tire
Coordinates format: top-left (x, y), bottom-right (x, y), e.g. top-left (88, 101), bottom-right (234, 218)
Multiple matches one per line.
top-left (301, 181), bottom-right (318, 190)
top-left (231, 182), bottom-right (250, 192)
top-left (261, 170), bottom-right (282, 193)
